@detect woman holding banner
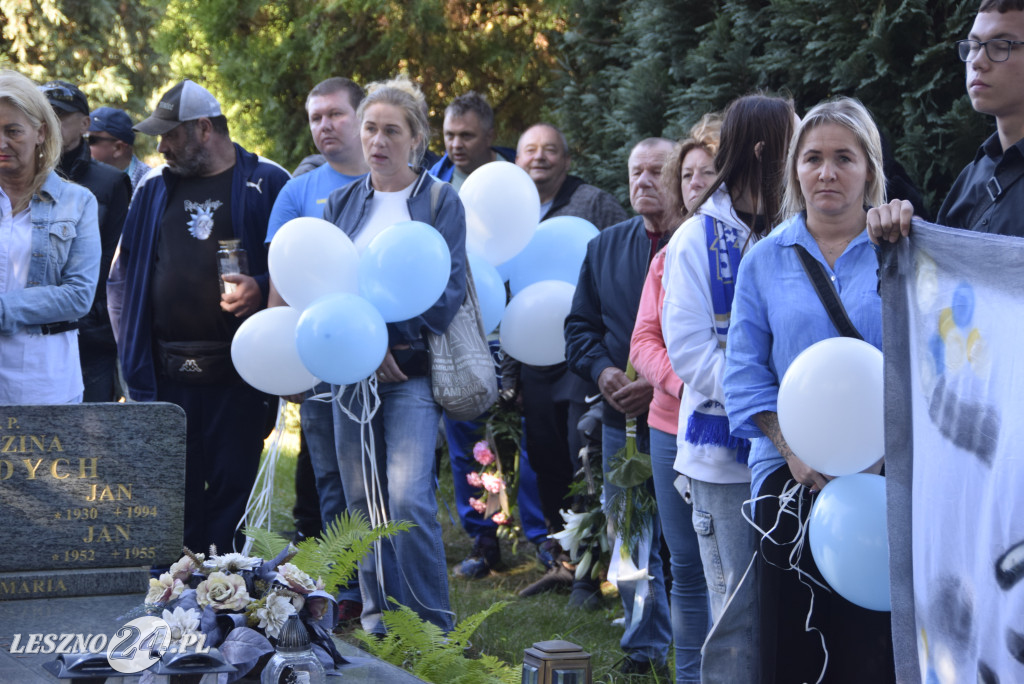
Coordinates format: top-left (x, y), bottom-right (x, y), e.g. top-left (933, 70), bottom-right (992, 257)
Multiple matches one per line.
top-left (323, 75), bottom-right (466, 635)
top-left (723, 97), bottom-right (895, 683)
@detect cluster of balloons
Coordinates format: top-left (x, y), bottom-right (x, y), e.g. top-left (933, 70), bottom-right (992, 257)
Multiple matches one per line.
top-left (232, 161), bottom-right (603, 395)
top-left (231, 217), bottom-right (451, 394)
top-left (777, 337), bottom-right (891, 611)
top-left (460, 162), bottom-right (598, 365)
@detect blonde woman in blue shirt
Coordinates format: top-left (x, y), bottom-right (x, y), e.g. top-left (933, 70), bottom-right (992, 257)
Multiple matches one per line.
top-left (723, 97), bottom-right (895, 683)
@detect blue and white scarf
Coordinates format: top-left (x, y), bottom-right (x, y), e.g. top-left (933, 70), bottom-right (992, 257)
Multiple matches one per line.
top-left (684, 215), bottom-right (750, 463)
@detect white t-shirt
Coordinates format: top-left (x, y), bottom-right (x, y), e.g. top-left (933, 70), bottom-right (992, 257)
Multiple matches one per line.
top-left (352, 181), bottom-right (416, 254)
top-left (0, 190), bottom-right (82, 404)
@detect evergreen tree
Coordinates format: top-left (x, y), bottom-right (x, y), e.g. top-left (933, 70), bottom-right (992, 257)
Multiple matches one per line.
top-left (552, 0), bottom-right (982, 211)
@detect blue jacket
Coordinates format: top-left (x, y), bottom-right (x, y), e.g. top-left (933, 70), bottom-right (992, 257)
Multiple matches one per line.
top-left (428, 146), bottom-right (516, 183)
top-left (0, 171), bottom-right (100, 335)
top-left (108, 143), bottom-right (290, 401)
top-left (322, 170), bottom-right (467, 347)
top-left (564, 216), bottom-right (668, 428)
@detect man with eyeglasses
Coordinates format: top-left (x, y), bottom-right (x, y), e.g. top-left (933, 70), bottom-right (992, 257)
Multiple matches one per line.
top-left (41, 80), bottom-right (132, 403)
top-left (88, 107), bottom-right (151, 191)
top-left (869, 0), bottom-right (1024, 239)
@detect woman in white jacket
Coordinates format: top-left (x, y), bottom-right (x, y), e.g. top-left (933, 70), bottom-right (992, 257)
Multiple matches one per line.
top-left (661, 94), bottom-right (795, 683)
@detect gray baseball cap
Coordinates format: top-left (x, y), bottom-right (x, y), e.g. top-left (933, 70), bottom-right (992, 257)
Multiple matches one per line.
top-left (134, 80), bottom-right (222, 136)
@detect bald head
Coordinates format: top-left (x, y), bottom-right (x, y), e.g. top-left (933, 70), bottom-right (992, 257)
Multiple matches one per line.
top-left (516, 123), bottom-right (571, 203)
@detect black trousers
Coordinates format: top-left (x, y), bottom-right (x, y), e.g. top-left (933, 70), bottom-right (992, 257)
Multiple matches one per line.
top-left (519, 363), bottom-right (588, 534)
top-left (755, 465), bottom-right (896, 684)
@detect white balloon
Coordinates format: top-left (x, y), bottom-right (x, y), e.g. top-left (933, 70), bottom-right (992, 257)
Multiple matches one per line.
top-left (268, 217), bottom-right (359, 310)
top-left (500, 280), bottom-right (576, 366)
top-left (777, 337), bottom-right (884, 477)
top-left (459, 162), bottom-right (540, 266)
top-left (231, 306), bottom-right (317, 395)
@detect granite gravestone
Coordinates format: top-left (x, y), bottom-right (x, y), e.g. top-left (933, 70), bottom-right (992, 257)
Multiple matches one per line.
top-left (0, 402), bottom-right (185, 600)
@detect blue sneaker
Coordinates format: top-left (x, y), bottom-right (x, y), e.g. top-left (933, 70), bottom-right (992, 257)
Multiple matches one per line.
top-left (454, 535), bottom-right (500, 579)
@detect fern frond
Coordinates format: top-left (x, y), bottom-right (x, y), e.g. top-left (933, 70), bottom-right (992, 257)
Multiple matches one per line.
top-left (446, 600), bottom-right (509, 648)
top-left (242, 527), bottom-right (290, 559)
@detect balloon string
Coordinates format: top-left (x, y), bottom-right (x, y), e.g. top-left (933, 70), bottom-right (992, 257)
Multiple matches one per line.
top-left (743, 480), bottom-right (829, 684)
top-left (238, 398), bottom-right (289, 555)
top-left (334, 378), bottom-right (393, 610)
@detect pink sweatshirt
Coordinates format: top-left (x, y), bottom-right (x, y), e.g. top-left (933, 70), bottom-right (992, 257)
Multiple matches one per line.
top-left (629, 249), bottom-right (683, 435)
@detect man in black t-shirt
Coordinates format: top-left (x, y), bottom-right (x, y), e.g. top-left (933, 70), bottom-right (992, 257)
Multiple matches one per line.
top-left (108, 80), bottom-right (290, 554)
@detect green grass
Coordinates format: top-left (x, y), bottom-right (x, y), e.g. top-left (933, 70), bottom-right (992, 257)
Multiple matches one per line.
top-left (259, 411), bottom-right (671, 682)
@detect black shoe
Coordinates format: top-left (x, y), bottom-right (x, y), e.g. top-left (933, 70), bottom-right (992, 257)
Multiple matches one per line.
top-left (567, 577), bottom-right (602, 610)
top-left (518, 562), bottom-right (574, 597)
top-left (454, 535), bottom-right (500, 579)
top-left (616, 655), bottom-right (670, 678)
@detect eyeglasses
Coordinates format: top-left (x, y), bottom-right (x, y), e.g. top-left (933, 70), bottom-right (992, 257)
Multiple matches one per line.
top-left (956, 39), bottom-right (1024, 63)
top-left (86, 135), bottom-right (119, 146)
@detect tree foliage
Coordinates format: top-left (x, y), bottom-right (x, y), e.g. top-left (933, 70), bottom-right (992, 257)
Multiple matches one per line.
top-left (552, 0), bottom-right (985, 211)
top-left (0, 0), bottom-right (169, 155)
top-left (156, 0), bottom-right (568, 169)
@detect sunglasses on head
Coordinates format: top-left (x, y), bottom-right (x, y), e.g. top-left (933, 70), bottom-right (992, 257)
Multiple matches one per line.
top-left (40, 84), bottom-right (77, 102)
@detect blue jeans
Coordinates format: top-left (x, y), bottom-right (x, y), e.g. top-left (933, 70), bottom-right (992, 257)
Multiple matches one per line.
top-left (602, 423), bottom-right (672, 666)
top-left (302, 383), bottom-right (359, 603)
top-left (687, 477), bottom-right (759, 684)
top-left (650, 428), bottom-right (708, 684)
top-left (333, 377), bottom-right (453, 633)
top-left (446, 414), bottom-right (547, 543)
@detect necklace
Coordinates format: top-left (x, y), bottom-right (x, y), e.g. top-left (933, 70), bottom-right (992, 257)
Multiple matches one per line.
top-left (809, 226), bottom-right (861, 262)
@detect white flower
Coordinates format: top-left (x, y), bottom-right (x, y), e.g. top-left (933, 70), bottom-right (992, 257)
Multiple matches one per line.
top-left (162, 606), bottom-right (201, 643)
top-left (275, 563), bottom-right (316, 594)
top-left (196, 572), bottom-right (251, 612)
top-left (551, 508), bottom-right (589, 559)
top-left (169, 555), bottom-right (203, 582)
top-left (145, 573), bottom-right (185, 606)
top-left (256, 593), bottom-right (297, 639)
top-left (206, 552), bottom-right (261, 573)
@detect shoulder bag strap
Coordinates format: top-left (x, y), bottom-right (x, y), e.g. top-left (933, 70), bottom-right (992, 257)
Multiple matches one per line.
top-left (792, 243), bottom-right (864, 340)
top-left (429, 179), bottom-right (442, 225)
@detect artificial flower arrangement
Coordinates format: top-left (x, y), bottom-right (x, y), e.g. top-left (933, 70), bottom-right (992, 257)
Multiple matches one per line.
top-left (136, 511), bottom-right (409, 683)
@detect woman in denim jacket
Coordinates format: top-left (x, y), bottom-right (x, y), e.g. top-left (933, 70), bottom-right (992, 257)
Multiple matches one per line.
top-left (0, 71), bottom-right (100, 404)
top-left (322, 76), bottom-right (466, 636)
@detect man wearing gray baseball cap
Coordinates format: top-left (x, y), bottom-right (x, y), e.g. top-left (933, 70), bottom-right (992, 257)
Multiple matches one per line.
top-left (109, 79), bottom-right (291, 554)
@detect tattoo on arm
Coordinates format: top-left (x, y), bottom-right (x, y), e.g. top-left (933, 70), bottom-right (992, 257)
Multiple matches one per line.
top-left (753, 411), bottom-right (796, 463)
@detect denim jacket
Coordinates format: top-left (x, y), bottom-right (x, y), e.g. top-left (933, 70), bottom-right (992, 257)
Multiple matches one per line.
top-left (0, 171), bottom-right (100, 335)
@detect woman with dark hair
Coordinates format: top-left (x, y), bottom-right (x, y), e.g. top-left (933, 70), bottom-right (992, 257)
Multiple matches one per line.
top-left (628, 113), bottom-right (720, 684)
top-left (0, 71), bottom-right (99, 404)
top-left (323, 75), bottom-right (466, 635)
top-left (661, 93), bottom-right (796, 682)
top-left (724, 97), bottom-right (895, 683)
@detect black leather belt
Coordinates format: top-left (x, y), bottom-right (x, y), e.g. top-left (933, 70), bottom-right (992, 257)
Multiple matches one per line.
top-left (40, 321), bottom-right (79, 335)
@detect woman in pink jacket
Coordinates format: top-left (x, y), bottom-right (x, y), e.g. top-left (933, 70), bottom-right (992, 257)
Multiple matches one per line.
top-left (629, 114), bottom-right (719, 684)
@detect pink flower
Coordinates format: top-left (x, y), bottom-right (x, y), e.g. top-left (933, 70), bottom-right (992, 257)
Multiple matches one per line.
top-left (481, 473), bottom-right (504, 494)
top-left (469, 497), bottom-right (486, 514)
top-left (466, 471), bottom-right (484, 488)
top-left (491, 511), bottom-right (509, 525)
top-left (473, 441), bottom-right (495, 466)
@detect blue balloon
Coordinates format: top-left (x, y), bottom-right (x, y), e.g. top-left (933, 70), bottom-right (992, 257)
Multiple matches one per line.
top-left (808, 473), bottom-right (891, 611)
top-left (295, 293), bottom-right (388, 385)
top-left (468, 252), bottom-right (506, 334)
top-left (359, 221), bottom-right (452, 323)
top-left (508, 216), bottom-right (599, 295)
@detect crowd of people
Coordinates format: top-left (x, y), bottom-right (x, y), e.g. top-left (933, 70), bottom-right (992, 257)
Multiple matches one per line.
top-left (1, 0), bottom-right (1022, 680)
